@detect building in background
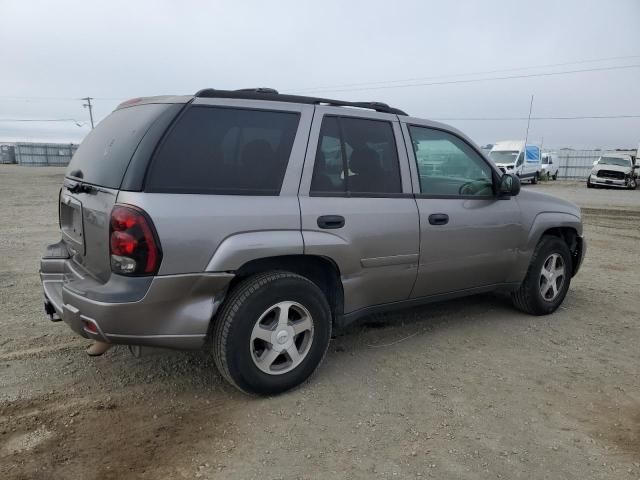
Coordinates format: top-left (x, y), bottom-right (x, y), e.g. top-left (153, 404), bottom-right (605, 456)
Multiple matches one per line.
top-left (0, 144), bottom-right (16, 164)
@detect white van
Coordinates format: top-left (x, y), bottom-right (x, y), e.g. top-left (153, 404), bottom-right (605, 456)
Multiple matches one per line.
top-left (489, 140), bottom-right (542, 184)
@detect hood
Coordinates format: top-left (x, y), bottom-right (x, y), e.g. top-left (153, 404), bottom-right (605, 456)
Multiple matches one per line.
top-left (592, 164), bottom-right (631, 174)
top-left (516, 189), bottom-right (581, 219)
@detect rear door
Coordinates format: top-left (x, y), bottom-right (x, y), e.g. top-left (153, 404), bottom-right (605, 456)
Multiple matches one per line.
top-left (401, 120), bottom-right (522, 297)
top-left (61, 103), bottom-right (176, 281)
top-left (298, 107), bottom-right (420, 314)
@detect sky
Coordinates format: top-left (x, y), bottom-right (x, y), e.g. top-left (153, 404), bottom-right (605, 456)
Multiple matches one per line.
top-left (1, 0), bottom-right (639, 149)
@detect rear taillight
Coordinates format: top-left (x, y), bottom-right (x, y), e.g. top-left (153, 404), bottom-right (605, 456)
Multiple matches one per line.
top-left (109, 205), bottom-right (161, 275)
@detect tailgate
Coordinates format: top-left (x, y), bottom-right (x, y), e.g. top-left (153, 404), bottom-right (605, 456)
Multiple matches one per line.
top-left (59, 102), bottom-right (179, 282)
top-left (60, 182), bottom-right (118, 282)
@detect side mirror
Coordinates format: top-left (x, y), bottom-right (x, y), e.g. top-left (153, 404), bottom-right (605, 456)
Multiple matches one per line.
top-left (592, 160), bottom-right (598, 166)
top-left (499, 173), bottom-right (521, 197)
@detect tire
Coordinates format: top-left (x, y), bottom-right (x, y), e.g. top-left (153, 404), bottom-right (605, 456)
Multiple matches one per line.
top-left (511, 236), bottom-right (572, 315)
top-left (587, 177), bottom-right (593, 188)
top-left (552, 172), bottom-right (557, 180)
top-left (212, 271), bottom-right (332, 395)
top-left (628, 177), bottom-right (637, 190)
top-left (531, 173), bottom-right (538, 184)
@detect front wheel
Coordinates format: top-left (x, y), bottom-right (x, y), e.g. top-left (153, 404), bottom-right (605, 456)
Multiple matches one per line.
top-left (511, 236), bottom-right (572, 315)
top-left (552, 172), bottom-right (557, 180)
top-left (212, 272), bottom-right (332, 395)
top-left (628, 177), bottom-right (637, 190)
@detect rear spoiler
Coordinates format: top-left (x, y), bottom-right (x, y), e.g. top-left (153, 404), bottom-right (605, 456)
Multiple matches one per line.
top-left (116, 95), bottom-right (192, 110)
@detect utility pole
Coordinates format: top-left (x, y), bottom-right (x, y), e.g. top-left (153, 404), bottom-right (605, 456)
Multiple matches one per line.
top-left (82, 97), bottom-right (95, 129)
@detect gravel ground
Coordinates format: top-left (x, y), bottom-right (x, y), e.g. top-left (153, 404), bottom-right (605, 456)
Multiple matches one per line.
top-left (1, 165), bottom-right (639, 480)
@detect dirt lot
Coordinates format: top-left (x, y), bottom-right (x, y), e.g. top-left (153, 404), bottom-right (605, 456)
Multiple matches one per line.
top-left (1, 166), bottom-right (639, 480)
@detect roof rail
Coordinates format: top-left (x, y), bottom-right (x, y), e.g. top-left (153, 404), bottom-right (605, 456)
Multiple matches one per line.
top-left (193, 88), bottom-right (408, 116)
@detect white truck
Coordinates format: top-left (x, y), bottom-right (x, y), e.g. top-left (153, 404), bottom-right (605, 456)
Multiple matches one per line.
top-left (489, 140), bottom-right (542, 184)
top-left (587, 154), bottom-right (638, 189)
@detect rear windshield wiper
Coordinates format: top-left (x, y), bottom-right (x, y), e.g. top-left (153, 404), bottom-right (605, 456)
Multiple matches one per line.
top-left (68, 182), bottom-right (96, 194)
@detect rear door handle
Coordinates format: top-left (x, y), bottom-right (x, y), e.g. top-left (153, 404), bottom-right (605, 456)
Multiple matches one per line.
top-left (428, 213), bottom-right (449, 226)
top-left (317, 215), bottom-right (345, 229)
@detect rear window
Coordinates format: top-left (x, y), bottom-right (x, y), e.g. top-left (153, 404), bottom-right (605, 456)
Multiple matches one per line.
top-left (66, 104), bottom-right (169, 188)
top-left (145, 106), bottom-right (300, 195)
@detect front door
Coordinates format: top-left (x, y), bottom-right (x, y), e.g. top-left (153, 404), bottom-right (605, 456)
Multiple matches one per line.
top-left (401, 122), bottom-right (523, 298)
top-left (298, 108), bottom-right (420, 314)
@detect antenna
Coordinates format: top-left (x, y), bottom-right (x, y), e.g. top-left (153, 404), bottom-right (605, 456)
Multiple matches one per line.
top-left (524, 94), bottom-right (534, 156)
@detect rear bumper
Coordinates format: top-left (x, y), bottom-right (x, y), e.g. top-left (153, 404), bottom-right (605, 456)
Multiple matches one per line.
top-left (40, 242), bottom-right (233, 350)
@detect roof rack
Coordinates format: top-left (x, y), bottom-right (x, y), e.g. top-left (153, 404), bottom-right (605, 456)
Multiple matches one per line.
top-left (193, 88), bottom-right (408, 116)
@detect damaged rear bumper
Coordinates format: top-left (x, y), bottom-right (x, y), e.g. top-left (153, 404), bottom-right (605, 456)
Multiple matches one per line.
top-left (40, 241), bottom-right (233, 350)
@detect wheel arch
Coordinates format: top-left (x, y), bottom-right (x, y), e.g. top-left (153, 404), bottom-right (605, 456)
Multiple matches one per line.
top-left (228, 254), bottom-right (344, 323)
top-left (537, 226), bottom-right (583, 277)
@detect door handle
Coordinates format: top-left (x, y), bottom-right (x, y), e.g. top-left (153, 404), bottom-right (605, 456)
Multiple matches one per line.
top-left (428, 213), bottom-right (449, 226)
top-left (317, 215), bottom-right (345, 229)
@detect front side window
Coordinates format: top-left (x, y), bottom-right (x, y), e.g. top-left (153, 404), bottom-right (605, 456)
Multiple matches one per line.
top-left (146, 106), bottom-right (300, 195)
top-left (311, 116), bottom-right (402, 195)
top-left (409, 126), bottom-right (494, 197)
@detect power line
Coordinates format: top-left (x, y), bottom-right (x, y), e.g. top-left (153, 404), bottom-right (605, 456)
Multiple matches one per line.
top-left (289, 54), bottom-right (640, 93)
top-left (432, 115), bottom-right (640, 121)
top-left (1, 54), bottom-right (639, 102)
top-left (0, 118), bottom-right (83, 122)
top-left (288, 64), bottom-right (640, 95)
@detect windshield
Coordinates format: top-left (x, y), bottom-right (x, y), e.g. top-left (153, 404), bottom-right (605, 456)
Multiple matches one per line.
top-left (598, 156), bottom-right (631, 167)
top-left (489, 150), bottom-right (519, 164)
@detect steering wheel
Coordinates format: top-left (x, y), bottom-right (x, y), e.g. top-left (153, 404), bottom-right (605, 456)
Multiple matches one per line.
top-left (458, 181), bottom-right (477, 195)
top-left (459, 180), bottom-right (493, 196)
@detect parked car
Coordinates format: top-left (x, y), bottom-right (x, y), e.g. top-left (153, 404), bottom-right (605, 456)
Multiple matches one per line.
top-left (587, 154), bottom-right (638, 189)
top-left (40, 89), bottom-right (586, 395)
top-left (488, 140), bottom-right (542, 183)
top-left (541, 153), bottom-right (559, 180)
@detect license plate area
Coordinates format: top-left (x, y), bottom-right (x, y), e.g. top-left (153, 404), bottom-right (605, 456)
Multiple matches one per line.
top-left (60, 194), bottom-right (85, 255)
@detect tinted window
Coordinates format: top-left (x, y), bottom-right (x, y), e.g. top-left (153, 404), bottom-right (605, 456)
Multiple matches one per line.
top-left (311, 116), bottom-right (402, 195)
top-left (146, 106), bottom-right (300, 195)
top-left (66, 104), bottom-right (169, 188)
top-left (409, 126), bottom-right (493, 196)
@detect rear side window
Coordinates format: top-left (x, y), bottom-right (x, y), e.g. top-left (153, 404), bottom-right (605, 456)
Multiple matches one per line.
top-left (146, 106), bottom-right (300, 195)
top-left (311, 116), bottom-right (402, 195)
top-left (66, 104), bottom-right (169, 188)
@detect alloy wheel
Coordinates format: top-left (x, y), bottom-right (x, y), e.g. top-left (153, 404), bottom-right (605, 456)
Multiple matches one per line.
top-left (539, 253), bottom-right (566, 301)
top-left (250, 301), bottom-right (314, 375)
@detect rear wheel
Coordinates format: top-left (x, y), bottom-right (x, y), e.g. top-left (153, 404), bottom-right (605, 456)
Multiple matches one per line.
top-left (552, 172), bottom-right (557, 180)
top-left (511, 236), bottom-right (572, 315)
top-left (531, 173), bottom-right (538, 184)
top-left (212, 271), bottom-right (332, 395)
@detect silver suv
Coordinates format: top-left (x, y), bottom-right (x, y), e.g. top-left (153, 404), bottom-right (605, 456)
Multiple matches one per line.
top-left (40, 88), bottom-right (586, 395)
